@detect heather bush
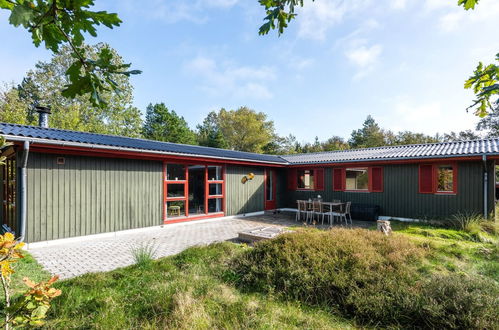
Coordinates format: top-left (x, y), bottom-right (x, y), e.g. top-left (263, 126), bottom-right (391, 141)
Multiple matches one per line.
top-left (414, 274), bottom-right (499, 329)
top-left (232, 228), bottom-right (499, 329)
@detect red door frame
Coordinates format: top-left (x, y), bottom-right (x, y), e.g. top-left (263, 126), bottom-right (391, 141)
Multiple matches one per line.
top-left (163, 162), bottom-right (225, 223)
top-left (264, 168), bottom-right (277, 210)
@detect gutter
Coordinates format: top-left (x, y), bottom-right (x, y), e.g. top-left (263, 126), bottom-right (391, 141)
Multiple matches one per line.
top-left (2, 135), bottom-right (288, 166)
top-left (483, 154), bottom-right (488, 219)
top-left (18, 141), bottom-right (29, 242)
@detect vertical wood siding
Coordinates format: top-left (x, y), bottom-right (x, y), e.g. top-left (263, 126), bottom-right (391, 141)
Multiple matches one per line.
top-left (225, 166), bottom-right (264, 215)
top-left (26, 153), bottom-right (163, 242)
top-left (281, 161), bottom-right (493, 219)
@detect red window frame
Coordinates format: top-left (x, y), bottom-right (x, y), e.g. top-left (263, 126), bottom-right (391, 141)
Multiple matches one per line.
top-left (290, 168), bottom-right (325, 191)
top-left (333, 166), bottom-right (383, 193)
top-left (163, 162), bottom-right (225, 223)
top-left (418, 163), bottom-right (458, 195)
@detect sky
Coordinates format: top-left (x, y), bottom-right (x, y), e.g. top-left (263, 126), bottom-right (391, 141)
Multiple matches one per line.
top-left (1, 0), bottom-right (499, 143)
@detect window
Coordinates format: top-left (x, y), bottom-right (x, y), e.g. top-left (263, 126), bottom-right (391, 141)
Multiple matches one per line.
top-left (207, 165), bottom-right (222, 181)
top-left (346, 168), bottom-right (368, 191)
top-left (288, 168), bottom-right (324, 191)
top-left (297, 169), bottom-right (315, 189)
top-left (333, 167), bottom-right (383, 192)
top-left (166, 164), bottom-right (186, 181)
top-left (437, 165), bottom-right (454, 192)
top-left (164, 163), bottom-right (224, 221)
top-left (419, 163), bottom-right (457, 194)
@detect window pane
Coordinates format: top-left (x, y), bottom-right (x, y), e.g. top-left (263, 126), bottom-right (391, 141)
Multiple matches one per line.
top-left (188, 165), bottom-right (206, 215)
top-left (209, 183), bottom-right (223, 196)
top-left (208, 198), bottom-right (223, 213)
top-left (166, 164), bottom-right (185, 181)
top-left (266, 170), bottom-right (273, 201)
top-left (437, 165), bottom-right (454, 192)
top-left (167, 184), bottom-right (185, 198)
top-left (297, 169), bottom-right (315, 189)
top-left (166, 201), bottom-right (185, 218)
top-left (346, 168), bottom-right (368, 190)
top-left (207, 165), bottom-right (222, 181)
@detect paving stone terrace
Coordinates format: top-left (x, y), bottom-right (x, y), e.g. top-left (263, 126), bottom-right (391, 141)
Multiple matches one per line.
top-left (28, 213), bottom-right (373, 279)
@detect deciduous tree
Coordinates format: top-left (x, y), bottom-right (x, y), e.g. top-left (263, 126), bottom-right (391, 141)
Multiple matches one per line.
top-left (216, 107), bottom-right (276, 153)
top-left (0, 0), bottom-right (140, 107)
top-left (11, 44), bottom-right (143, 137)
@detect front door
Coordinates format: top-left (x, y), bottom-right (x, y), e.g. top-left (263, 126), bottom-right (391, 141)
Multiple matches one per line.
top-left (264, 169), bottom-right (276, 210)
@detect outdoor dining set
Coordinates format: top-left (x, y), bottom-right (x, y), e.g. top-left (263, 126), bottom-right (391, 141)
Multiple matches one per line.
top-left (296, 198), bottom-right (352, 225)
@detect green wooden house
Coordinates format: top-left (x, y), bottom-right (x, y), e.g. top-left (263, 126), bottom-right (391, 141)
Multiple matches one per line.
top-left (1, 114), bottom-right (497, 243)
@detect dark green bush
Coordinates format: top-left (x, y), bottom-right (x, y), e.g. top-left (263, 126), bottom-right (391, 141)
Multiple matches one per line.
top-left (415, 274), bottom-right (499, 329)
top-left (232, 228), bottom-right (499, 329)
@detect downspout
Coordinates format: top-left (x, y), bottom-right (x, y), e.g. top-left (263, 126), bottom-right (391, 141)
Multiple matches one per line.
top-left (483, 154), bottom-right (488, 219)
top-left (18, 141), bottom-right (29, 242)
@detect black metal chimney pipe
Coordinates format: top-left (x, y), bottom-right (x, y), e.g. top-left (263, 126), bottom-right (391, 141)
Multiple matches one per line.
top-left (35, 105), bottom-right (51, 128)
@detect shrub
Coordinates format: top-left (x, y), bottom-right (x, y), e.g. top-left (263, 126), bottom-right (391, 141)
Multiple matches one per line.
top-left (131, 242), bottom-right (158, 267)
top-left (415, 274), bottom-right (499, 329)
top-left (232, 228), bottom-right (499, 329)
top-left (232, 229), bottom-right (426, 324)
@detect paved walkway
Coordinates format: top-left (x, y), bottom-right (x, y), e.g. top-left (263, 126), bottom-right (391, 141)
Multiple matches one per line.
top-left (29, 214), bottom-right (298, 279)
top-left (29, 213), bottom-right (372, 279)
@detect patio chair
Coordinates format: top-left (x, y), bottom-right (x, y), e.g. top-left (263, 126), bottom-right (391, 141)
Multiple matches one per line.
top-left (335, 201), bottom-right (352, 225)
top-left (295, 200), bottom-right (307, 222)
top-left (310, 200), bottom-right (323, 224)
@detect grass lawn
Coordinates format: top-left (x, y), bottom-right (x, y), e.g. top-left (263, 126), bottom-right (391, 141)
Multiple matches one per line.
top-left (4, 219), bottom-right (498, 329)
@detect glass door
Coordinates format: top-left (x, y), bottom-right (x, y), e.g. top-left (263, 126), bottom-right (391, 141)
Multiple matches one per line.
top-left (164, 162), bottom-right (225, 221)
top-left (264, 169), bottom-right (276, 210)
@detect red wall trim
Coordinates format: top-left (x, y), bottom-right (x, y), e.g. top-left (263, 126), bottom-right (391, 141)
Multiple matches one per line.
top-left (289, 156), bottom-right (483, 168)
top-left (164, 212), bottom-right (224, 224)
top-left (27, 144), bottom-right (286, 167)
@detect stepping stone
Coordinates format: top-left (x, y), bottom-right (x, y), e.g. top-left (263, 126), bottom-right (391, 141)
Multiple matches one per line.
top-left (238, 226), bottom-right (291, 243)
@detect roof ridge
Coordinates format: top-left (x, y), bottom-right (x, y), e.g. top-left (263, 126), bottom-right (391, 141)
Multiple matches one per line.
top-left (282, 137), bottom-right (497, 158)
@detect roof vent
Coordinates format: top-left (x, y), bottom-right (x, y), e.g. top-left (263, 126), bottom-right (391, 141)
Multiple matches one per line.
top-left (35, 105), bottom-right (51, 128)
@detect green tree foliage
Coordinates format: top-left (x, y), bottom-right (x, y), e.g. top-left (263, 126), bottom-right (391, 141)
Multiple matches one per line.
top-left (464, 54), bottom-right (499, 117)
top-left (9, 44), bottom-right (143, 137)
top-left (349, 115), bottom-right (388, 148)
top-left (262, 134), bottom-right (299, 154)
top-left (0, 84), bottom-right (28, 124)
top-left (392, 131), bottom-right (440, 145)
top-left (142, 103), bottom-right (197, 145)
top-left (0, 0), bottom-right (140, 107)
top-left (213, 107), bottom-right (276, 153)
top-left (196, 111), bottom-right (228, 149)
top-left (259, 0), bottom-right (312, 35)
top-left (443, 129), bottom-right (481, 141)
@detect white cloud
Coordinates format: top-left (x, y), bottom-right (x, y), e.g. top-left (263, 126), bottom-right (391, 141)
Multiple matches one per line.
top-left (344, 41), bottom-right (382, 79)
top-left (427, 0), bottom-right (499, 32)
top-left (297, 0), bottom-right (370, 41)
top-left (345, 44), bottom-right (382, 68)
top-left (378, 98), bottom-right (477, 135)
top-left (184, 56), bottom-right (276, 100)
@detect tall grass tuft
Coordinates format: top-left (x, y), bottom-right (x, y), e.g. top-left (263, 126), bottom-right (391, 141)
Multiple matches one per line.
top-left (131, 242), bottom-right (158, 268)
top-left (447, 212), bottom-right (498, 240)
top-left (447, 212), bottom-right (483, 232)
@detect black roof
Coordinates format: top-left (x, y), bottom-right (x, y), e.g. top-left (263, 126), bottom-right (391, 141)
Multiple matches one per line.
top-left (2, 122), bottom-right (498, 165)
top-left (0, 123), bottom-right (287, 164)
